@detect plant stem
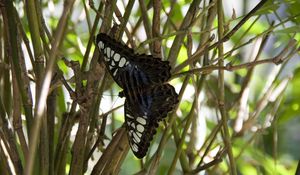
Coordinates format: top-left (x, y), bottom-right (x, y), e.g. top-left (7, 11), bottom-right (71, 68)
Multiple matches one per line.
top-left (217, 0), bottom-right (237, 175)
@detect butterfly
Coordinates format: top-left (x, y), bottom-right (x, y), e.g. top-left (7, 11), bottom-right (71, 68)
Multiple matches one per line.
top-left (96, 33), bottom-right (178, 158)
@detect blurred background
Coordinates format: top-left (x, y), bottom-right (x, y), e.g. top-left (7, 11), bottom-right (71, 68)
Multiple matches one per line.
top-left (0, 0), bottom-right (299, 174)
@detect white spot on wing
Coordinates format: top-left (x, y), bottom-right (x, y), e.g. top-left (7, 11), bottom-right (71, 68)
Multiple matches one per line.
top-left (132, 144), bottom-right (138, 152)
top-left (119, 57), bottom-right (126, 67)
top-left (131, 123), bottom-right (136, 129)
top-left (114, 53), bottom-right (120, 61)
top-left (128, 130), bottom-right (133, 137)
top-left (137, 117), bottom-right (146, 125)
top-left (137, 124), bottom-right (144, 133)
top-left (106, 47), bottom-right (111, 57)
top-left (133, 133), bottom-right (141, 143)
top-left (111, 61), bottom-right (115, 66)
top-left (109, 65), bottom-right (113, 70)
top-left (126, 113), bottom-right (134, 119)
top-left (136, 132), bottom-right (142, 138)
top-left (110, 50), bottom-right (114, 57)
top-left (98, 41), bottom-right (104, 49)
top-left (113, 69), bottom-right (118, 76)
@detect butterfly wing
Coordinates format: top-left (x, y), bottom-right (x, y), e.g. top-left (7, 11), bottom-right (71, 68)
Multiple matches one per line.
top-left (124, 84), bottom-right (178, 158)
top-left (96, 33), bottom-right (179, 158)
top-left (96, 33), bottom-right (171, 88)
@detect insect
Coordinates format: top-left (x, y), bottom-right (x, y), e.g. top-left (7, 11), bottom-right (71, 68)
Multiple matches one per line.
top-left (96, 33), bottom-right (178, 158)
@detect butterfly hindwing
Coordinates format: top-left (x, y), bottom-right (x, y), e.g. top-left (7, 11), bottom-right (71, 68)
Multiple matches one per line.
top-left (124, 84), bottom-right (178, 158)
top-left (96, 33), bottom-right (171, 88)
top-left (124, 101), bottom-right (154, 158)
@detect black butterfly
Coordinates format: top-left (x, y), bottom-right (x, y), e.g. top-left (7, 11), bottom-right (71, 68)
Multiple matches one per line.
top-left (96, 33), bottom-right (178, 158)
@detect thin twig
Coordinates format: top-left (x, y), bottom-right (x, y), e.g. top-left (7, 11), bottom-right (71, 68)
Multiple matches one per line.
top-left (217, 0), bottom-right (237, 174)
top-left (208, 0), bottom-right (268, 51)
top-left (171, 40), bottom-right (298, 79)
top-left (138, 0), bottom-right (153, 52)
top-left (152, 0), bottom-right (161, 58)
top-left (167, 0), bottom-right (201, 67)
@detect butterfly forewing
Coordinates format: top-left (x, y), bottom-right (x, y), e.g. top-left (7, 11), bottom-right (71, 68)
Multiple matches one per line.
top-left (96, 33), bottom-right (171, 88)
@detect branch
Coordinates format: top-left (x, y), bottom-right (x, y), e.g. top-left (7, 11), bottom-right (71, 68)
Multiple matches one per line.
top-left (171, 39), bottom-right (298, 79)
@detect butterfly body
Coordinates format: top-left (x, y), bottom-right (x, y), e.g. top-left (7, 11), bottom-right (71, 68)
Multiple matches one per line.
top-left (96, 33), bottom-right (178, 158)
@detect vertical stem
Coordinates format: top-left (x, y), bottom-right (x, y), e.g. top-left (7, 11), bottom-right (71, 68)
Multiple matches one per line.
top-left (69, 111), bottom-right (88, 175)
top-left (46, 90), bottom-right (56, 175)
top-left (167, 0), bottom-right (201, 67)
top-left (25, 0), bottom-right (76, 174)
top-left (118, 0), bottom-right (135, 39)
top-left (217, 0), bottom-right (237, 175)
top-left (25, 0), bottom-right (45, 83)
top-left (152, 0), bottom-right (161, 58)
top-left (81, 1), bottom-right (103, 70)
top-left (25, 0), bottom-right (47, 174)
top-left (138, 0), bottom-right (153, 51)
top-left (2, 53), bottom-right (11, 116)
top-left (0, 94), bottom-right (23, 174)
top-left (4, 0), bottom-right (33, 137)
